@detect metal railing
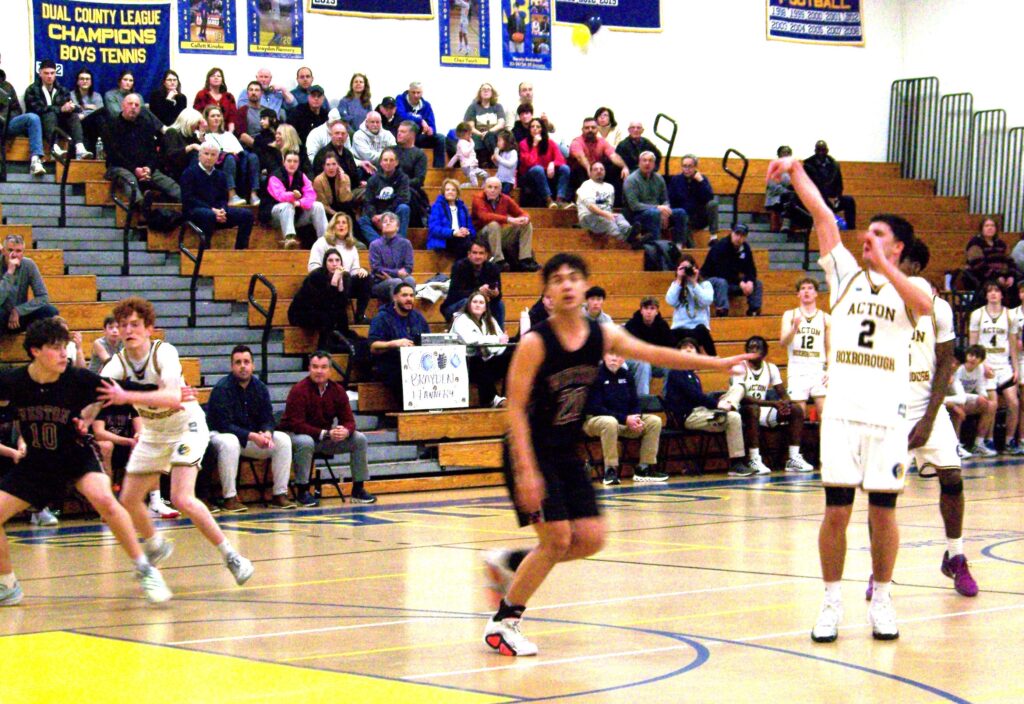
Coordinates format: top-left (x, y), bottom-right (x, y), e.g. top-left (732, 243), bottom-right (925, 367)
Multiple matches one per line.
top-left (887, 77), bottom-right (939, 180)
top-left (1005, 127), bottom-right (1024, 235)
top-left (246, 273), bottom-right (277, 383)
top-left (178, 220), bottom-right (207, 328)
top-left (109, 180), bottom-right (136, 275)
top-left (720, 147), bottom-right (749, 232)
top-left (652, 113), bottom-right (677, 177)
top-left (51, 127), bottom-right (72, 227)
top-left (969, 109), bottom-right (1008, 216)
top-left (936, 93), bottom-right (973, 197)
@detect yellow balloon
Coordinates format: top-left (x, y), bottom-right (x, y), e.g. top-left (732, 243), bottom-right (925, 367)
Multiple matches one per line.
top-left (572, 24), bottom-right (590, 52)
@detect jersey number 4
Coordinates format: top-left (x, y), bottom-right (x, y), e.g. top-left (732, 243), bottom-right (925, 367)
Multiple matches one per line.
top-left (858, 320), bottom-right (876, 349)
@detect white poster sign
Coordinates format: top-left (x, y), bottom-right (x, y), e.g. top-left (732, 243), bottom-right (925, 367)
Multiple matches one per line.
top-left (400, 345), bottom-right (470, 411)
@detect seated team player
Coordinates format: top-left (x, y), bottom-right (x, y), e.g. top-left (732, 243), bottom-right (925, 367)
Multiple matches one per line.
top-left (726, 336), bottom-right (814, 475)
top-left (950, 345), bottom-right (997, 457)
top-left (779, 278), bottom-right (830, 419)
top-left (967, 281), bottom-right (1020, 454)
top-left (89, 316), bottom-right (122, 374)
top-left (582, 287), bottom-right (612, 324)
top-left (583, 352), bottom-right (666, 486)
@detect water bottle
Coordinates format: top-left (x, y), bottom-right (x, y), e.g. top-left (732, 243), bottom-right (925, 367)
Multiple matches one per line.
top-left (95, 137), bottom-right (104, 161)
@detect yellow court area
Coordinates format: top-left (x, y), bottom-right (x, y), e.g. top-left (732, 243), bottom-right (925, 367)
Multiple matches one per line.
top-left (2, 460), bottom-right (1024, 702)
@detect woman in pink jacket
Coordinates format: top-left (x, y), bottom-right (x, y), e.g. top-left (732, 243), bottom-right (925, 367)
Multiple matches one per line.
top-left (267, 150), bottom-right (327, 250)
top-left (518, 118), bottom-right (570, 208)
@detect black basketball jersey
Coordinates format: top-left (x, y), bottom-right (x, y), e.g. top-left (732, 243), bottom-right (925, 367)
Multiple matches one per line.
top-left (0, 366), bottom-right (106, 457)
top-left (527, 319), bottom-right (605, 453)
top-left (97, 404), bottom-right (139, 438)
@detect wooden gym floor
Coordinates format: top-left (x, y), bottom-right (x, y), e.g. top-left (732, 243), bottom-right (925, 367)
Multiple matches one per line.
top-left (1, 457), bottom-right (1023, 703)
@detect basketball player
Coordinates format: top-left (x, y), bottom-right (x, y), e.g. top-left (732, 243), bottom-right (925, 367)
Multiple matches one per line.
top-left (482, 253), bottom-right (753, 656)
top-left (968, 282), bottom-right (1020, 454)
top-left (0, 319), bottom-right (173, 605)
top-left (768, 157), bottom-right (933, 643)
top-left (779, 278), bottom-right (830, 419)
top-left (455, 0), bottom-right (471, 54)
top-left (102, 297), bottom-right (254, 588)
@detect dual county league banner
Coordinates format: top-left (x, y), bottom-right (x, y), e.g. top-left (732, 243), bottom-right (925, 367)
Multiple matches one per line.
top-left (766, 0), bottom-right (864, 46)
top-left (248, 0), bottom-right (303, 58)
top-left (400, 346), bottom-right (470, 411)
top-left (554, 0), bottom-right (661, 32)
top-left (308, 0), bottom-right (432, 18)
top-left (502, 0), bottom-right (551, 71)
top-left (178, 0), bottom-right (237, 54)
top-left (31, 0), bottom-right (170, 98)
top-left (439, 0), bottom-right (490, 68)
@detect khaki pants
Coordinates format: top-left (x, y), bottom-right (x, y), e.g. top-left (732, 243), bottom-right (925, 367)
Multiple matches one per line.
top-left (481, 221), bottom-right (533, 263)
top-left (583, 414), bottom-right (663, 467)
top-left (683, 407), bottom-right (745, 459)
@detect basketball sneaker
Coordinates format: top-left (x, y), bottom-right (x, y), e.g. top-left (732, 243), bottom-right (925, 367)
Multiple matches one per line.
top-left (956, 444), bottom-right (973, 459)
top-left (785, 455), bottom-right (814, 473)
top-left (0, 580), bottom-right (23, 606)
top-left (811, 596), bottom-right (843, 643)
top-left (149, 497), bottom-right (181, 519)
top-left (144, 537), bottom-right (174, 567)
top-left (728, 459), bottom-right (755, 477)
top-left (602, 467), bottom-right (620, 485)
top-left (868, 593), bottom-right (899, 640)
top-left (634, 465), bottom-right (668, 482)
top-left (483, 550), bottom-right (516, 605)
top-left (749, 456), bottom-right (772, 475)
top-left (940, 552), bottom-right (979, 597)
top-left (226, 554), bottom-right (255, 586)
top-left (30, 508), bottom-right (59, 526)
top-left (136, 564), bottom-right (172, 604)
top-left (970, 441), bottom-right (996, 458)
top-left (484, 618), bottom-right (538, 656)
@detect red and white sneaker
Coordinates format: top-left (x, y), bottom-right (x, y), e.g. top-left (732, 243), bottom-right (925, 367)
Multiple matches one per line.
top-left (149, 498), bottom-right (180, 519)
top-left (484, 618), bottom-right (538, 656)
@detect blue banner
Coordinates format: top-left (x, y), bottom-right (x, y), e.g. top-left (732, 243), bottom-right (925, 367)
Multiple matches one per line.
top-left (555, 0), bottom-right (660, 31)
top-left (248, 0), bottom-right (303, 58)
top-left (178, 0), bottom-right (237, 54)
top-left (767, 0), bottom-right (864, 46)
top-left (502, 0), bottom-right (551, 71)
top-left (31, 0), bottom-right (171, 98)
top-left (440, 0), bottom-right (490, 68)
top-left (308, 0), bottom-right (432, 18)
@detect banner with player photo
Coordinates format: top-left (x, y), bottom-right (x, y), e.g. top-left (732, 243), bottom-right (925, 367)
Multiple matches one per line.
top-left (308, 0), bottom-right (432, 18)
top-left (766, 0), bottom-right (864, 46)
top-left (554, 0), bottom-right (661, 31)
top-left (501, 0), bottom-right (551, 71)
top-left (178, 0), bottom-right (237, 54)
top-left (247, 0), bottom-right (303, 58)
top-left (31, 0), bottom-right (171, 98)
top-left (439, 0), bottom-right (490, 68)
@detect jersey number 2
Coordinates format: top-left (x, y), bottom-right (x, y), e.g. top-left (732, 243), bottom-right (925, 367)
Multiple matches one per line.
top-left (858, 320), bottom-right (876, 349)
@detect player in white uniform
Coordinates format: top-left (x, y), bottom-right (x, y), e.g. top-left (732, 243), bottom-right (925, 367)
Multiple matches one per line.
top-left (455, 0), bottom-right (471, 54)
top-left (779, 278), bottom-right (830, 419)
top-left (948, 344), bottom-right (996, 456)
top-left (769, 156), bottom-right (933, 643)
top-left (102, 297), bottom-right (254, 589)
top-left (968, 282), bottom-right (1020, 453)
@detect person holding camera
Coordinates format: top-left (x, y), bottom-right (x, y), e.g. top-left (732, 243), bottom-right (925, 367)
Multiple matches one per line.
top-left (665, 254), bottom-right (716, 354)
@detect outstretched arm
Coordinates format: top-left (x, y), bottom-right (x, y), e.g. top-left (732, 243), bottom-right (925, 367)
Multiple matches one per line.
top-left (768, 157), bottom-right (840, 257)
top-left (603, 324), bottom-right (753, 371)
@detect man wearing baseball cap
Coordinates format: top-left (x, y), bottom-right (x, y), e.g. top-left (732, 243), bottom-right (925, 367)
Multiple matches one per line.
top-left (702, 223), bottom-right (763, 317)
top-left (290, 84), bottom-right (329, 145)
top-left (377, 97), bottom-right (401, 138)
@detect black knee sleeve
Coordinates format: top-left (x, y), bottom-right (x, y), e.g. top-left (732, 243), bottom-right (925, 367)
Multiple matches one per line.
top-left (824, 486), bottom-right (856, 506)
top-left (940, 478), bottom-right (964, 497)
top-left (868, 492), bottom-right (898, 508)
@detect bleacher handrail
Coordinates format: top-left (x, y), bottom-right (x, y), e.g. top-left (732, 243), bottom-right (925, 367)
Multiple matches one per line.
top-left (720, 148), bottom-right (749, 232)
top-left (247, 273), bottom-right (277, 383)
top-left (51, 127), bottom-right (72, 228)
top-left (109, 180), bottom-right (135, 275)
top-left (652, 113), bottom-right (677, 177)
top-left (178, 220), bottom-right (207, 328)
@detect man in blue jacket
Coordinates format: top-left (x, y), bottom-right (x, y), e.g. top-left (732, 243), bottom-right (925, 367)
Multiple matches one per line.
top-left (181, 143), bottom-right (254, 249)
top-left (702, 224), bottom-right (763, 316)
top-left (369, 282), bottom-right (431, 405)
top-left (583, 352), bottom-right (666, 485)
top-left (668, 155), bottom-right (720, 242)
top-left (396, 82), bottom-right (446, 167)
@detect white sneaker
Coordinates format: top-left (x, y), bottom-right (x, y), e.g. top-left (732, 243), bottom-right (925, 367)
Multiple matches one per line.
top-left (50, 143), bottom-right (66, 159)
top-left (227, 195), bottom-right (246, 206)
top-left (785, 454), bottom-right (814, 473)
top-left (491, 395), bottom-right (507, 408)
top-left (30, 156), bottom-right (45, 176)
top-left (811, 597), bottom-right (843, 643)
top-left (75, 144), bottom-right (94, 159)
top-left (0, 580), bottom-right (24, 606)
top-left (249, 193), bottom-right (261, 206)
top-left (144, 537), bottom-right (174, 567)
top-left (483, 550), bottom-right (515, 601)
top-left (136, 564), bottom-right (173, 604)
top-left (956, 444), bottom-right (974, 459)
top-left (226, 554), bottom-right (255, 586)
top-left (750, 456), bottom-right (772, 475)
top-left (868, 594), bottom-right (899, 640)
top-left (970, 442), bottom-right (997, 457)
top-left (149, 499), bottom-right (180, 519)
top-left (484, 618), bottom-right (538, 656)
top-left (30, 508), bottom-right (59, 527)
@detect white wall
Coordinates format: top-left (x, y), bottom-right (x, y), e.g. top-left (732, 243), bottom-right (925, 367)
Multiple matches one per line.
top-left (2, 0), bottom-right (908, 160)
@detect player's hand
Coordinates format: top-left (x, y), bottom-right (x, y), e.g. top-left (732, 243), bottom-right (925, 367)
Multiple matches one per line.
top-left (711, 353), bottom-right (758, 370)
top-left (861, 230), bottom-right (888, 271)
top-left (180, 385), bottom-right (198, 404)
top-left (97, 379), bottom-right (129, 407)
top-left (766, 157), bottom-right (799, 183)
top-left (72, 416), bottom-right (91, 436)
top-left (7, 309), bottom-right (19, 330)
top-left (776, 401), bottom-right (792, 418)
top-left (907, 418), bottom-right (933, 450)
top-left (515, 469), bottom-right (544, 515)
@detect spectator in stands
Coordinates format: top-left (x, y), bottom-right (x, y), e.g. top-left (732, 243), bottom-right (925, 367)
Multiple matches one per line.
top-left (377, 97), bottom-right (401, 137)
top-left (568, 117), bottom-right (630, 200)
top-left (616, 121), bottom-right (661, 173)
top-left (593, 107), bottom-right (623, 148)
top-left (519, 118), bottom-right (570, 208)
top-left (623, 152), bottom-right (687, 245)
top-left (668, 154), bottom-right (719, 242)
top-left (461, 83), bottom-right (506, 165)
top-left (0, 69), bottom-right (46, 176)
top-left (235, 82), bottom-right (264, 146)
top-left (181, 142), bottom-right (254, 250)
top-left (208, 345), bottom-right (296, 512)
top-left (518, 294), bottom-right (553, 336)
top-left (801, 139), bottom-right (856, 228)
top-left (664, 337), bottom-right (753, 476)
top-left (148, 70), bottom-right (187, 127)
top-left (289, 248), bottom-right (356, 350)
top-left (369, 212), bottom-right (416, 301)
top-left (290, 66), bottom-right (327, 112)
top-left (511, 103), bottom-right (535, 147)
top-left (69, 69), bottom-right (105, 159)
top-left (268, 149), bottom-right (326, 249)
top-left (203, 106), bottom-right (260, 206)
top-left (583, 351), bottom-right (666, 485)
top-left (90, 400), bottom-right (138, 483)
top-left (448, 122), bottom-right (490, 187)
top-left (256, 67), bottom-right (294, 119)
top-left (394, 121), bottom-right (429, 226)
top-left (106, 93), bottom-right (180, 204)
top-left (450, 291), bottom-right (510, 408)
top-left (23, 60), bottom-right (92, 160)
top-left (765, 145), bottom-right (795, 234)
top-left (471, 177), bottom-right (538, 271)
top-left (290, 85), bottom-right (329, 146)
top-left (368, 281), bottom-right (430, 403)
top-left (428, 179), bottom-right (476, 259)
top-left (102, 69), bottom-right (137, 119)
top-left (193, 67), bottom-right (237, 133)
top-left (280, 352), bottom-right (376, 506)
top-left (359, 149), bottom-right (411, 243)
top-left (313, 121), bottom-right (364, 196)
top-left (308, 213), bottom-right (372, 323)
top-left (313, 153), bottom-right (354, 219)
top-left (703, 224), bottom-right (763, 317)
top-left (0, 234), bottom-right (58, 333)
top-left (583, 286), bottom-right (613, 323)
top-left (492, 130), bottom-right (518, 195)
top-left (306, 109), bottom-right (342, 166)
top-left (396, 82), bottom-right (446, 167)
top-left (443, 240), bottom-right (504, 325)
top-left (352, 111), bottom-right (397, 175)
top-left (966, 217), bottom-right (1015, 300)
top-left (161, 108), bottom-right (205, 182)
top-left (625, 296), bottom-right (674, 395)
top-left (517, 82), bottom-right (556, 135)
top-left (272, 123), bottom-right (310, 176)
top-left (336, 73), bottom-right (373, 132)
top-left (576, 162), bottom-right (632, 241)
top-left (89, 315), bottom-right (121, 373)
top-left (666, 255), bottom-right (715, 354)
top-left (951, 345), bottom-right (997, 457)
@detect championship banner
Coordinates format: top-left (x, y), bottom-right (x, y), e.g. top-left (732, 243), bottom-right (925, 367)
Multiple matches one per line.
top-left (766, 0), bottom-right (864, 46)
top-left (178, 0), bottom-right (237, 54)
top-left (554, 0), bottom-right (660, 32)
top-left (308, 0), bottom-right (432, 19)
top-left (439, 0), bottom-right (490, 68)
top-left (248, 0), bottom-right (303, 57)
top-left (501, 0), bottom-right (551, 71)
top-left (400, 345), bottom-right (470, 411)
top-left (31, 0), bottom-right (170, 98)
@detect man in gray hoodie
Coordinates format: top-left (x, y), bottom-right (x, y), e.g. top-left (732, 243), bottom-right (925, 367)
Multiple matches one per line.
top-left (0, 235), bottom-right (58, 333)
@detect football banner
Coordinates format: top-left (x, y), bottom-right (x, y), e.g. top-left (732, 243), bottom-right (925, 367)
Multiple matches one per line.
top-left (766, 0), bottom-right (864, 46)
top-left (178, 0), bottom-right (237, 54)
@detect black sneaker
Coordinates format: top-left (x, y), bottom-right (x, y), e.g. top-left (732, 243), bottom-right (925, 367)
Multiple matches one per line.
top-left (602, 467), bottom-right (620, 486)
top-left (518, 258), bottom-right (540, 272)
top-left (350, 489), bottom-right (378, 504)
top-left (297, 490), bottom-right (320, 507)
top-left (636, 465), bottom-right (668, 482)
top-left (728, 459), bottom-right (755, 477)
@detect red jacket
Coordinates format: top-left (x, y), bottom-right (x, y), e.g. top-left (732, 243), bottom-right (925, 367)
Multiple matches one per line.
top-left (471, 191), bottom-right (526, 228)
top-left (193, 89), bottom-right (238, 130)
top-left (518, 138), bottom-right (566, 175)
top-left (279, 377), bottom-right (356, 439)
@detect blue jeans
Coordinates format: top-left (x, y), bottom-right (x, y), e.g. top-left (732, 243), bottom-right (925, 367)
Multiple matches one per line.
top-left (358, 203), bottom-right (410, 244)
top-left (7, 114), bottom-right (43, 157)
top-left (442, 296), bottom-right (506, 327)
top-left (524, 164), bottom-right (570, 202)
top-left (708, 277), bottom-right (764, 313)
top-left (630, 360), bottom-right (666, 396)
top-left (189, 206), bottom-right (254, 250)
top-left (630, 206), bottom-right (691, 246)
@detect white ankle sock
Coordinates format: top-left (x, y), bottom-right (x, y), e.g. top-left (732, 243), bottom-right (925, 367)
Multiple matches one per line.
top-left (216, 540), bottom-right (236, 559)
top-left (749, 448), bottom-right (761, 462)
top-left (144, 535), bottom-right (163, 551)
top-left (134, 556), bottom-right (149, 569)
top-left (149, 490), bottom-right (161, 505)
top-left (789, 445), bottom-right (800, 459)
top-left (824, 581), bottom-right (841, 601)
top-left (0, 572), bottom-right (17, 589)
top-left (948, 537), bottom-right (964, 557)
top-left (872, 580), bottom-right (891, 600)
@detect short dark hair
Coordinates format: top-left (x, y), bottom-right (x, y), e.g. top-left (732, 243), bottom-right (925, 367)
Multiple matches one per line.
top-left (585, 286), bottom-right (606, 300)
top-left (796, 277), bottom-right (819, 292)
top-left (517, 103), bottom-right (534, 116)
top-left (903, 238), bottom-right (930, 272)
top-left (542, 253), bottom-right (588, 284)
top-left (24, 318), bottom-right (68, 356)
top-left (469, 239), bottom-right (491, 254)
top-left (231, 344), bottom-right (253, 360)
top-left (582, 117), bottom-right (598, 126)
top-left (869, 214), bottom-right (915, 252)
top-left (746, 335), bottom-right (768, 355)
top-left (399, 119), bottom-right (419, 134)
top-left (677, 336), bottom-right (700, 352)
top-left (640, 296), bottom-right (659, 308)
top-left (309, 350), bottom-right (331, 364)
top-left (247, 80), bottom-right (263, 92)
top-left (392, 281), bottom-right (415, 297)
top-left (965, 344), bottom-right (986, 360)
top-left (103, 315), bottom-right (117, 327)
top-left (38, 59), bottom-right (57, 71)
top-left (593, 106), bottom-right (616, 127)
top-left (983, 280), bottom-right (1003, 296)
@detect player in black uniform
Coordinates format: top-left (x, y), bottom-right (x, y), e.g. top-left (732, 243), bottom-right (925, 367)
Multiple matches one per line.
top-left (482, 253), bottom-right (753, 656)
top-left (0, 319), bottom-right (182, 605)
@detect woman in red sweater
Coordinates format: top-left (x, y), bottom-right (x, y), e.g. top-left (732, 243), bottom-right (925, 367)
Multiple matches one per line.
top-left (518, 118), bottom-right (570, 208)
top-left (193, 67), bottom-right (237, 133)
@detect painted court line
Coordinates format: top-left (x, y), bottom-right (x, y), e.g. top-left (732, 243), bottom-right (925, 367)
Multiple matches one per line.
top-left (169, 617), bottom-right (433, 646)
top-left (526, 579), bottom-right (804, 613)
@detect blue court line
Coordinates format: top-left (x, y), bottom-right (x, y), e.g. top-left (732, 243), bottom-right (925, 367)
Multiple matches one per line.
top-left (981, 537), bottom-right (1024, 566)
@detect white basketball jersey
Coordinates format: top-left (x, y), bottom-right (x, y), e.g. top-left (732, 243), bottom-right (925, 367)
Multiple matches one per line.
top-left (101, 340), bottom-right (205, 443)
top-left (907, 296), bottom-right (956, 421)
top-left (969, 306), bottom-right (1014, 369)
top-left (784, 308), bottom-right (829, 369)
top-left (731, 361), bottom-right (782, 400)
top-left (820, 244), bottom-right (927, 427)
